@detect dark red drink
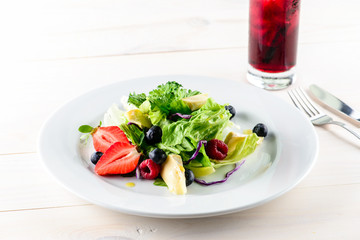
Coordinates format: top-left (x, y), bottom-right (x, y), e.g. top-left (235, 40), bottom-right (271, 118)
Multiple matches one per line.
top-left (249, 0), bottom-right (300, 73)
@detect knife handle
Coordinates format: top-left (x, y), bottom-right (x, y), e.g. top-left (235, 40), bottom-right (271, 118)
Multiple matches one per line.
top-left (331, 121), bottom-right (360, 140)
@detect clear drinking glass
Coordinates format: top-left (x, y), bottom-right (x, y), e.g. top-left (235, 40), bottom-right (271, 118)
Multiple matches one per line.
top-left (247, 0), bottom-right (300, 90)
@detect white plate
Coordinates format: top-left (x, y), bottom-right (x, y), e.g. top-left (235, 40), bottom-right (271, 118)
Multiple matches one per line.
top-left (38, 75), bottom-right (318, 218)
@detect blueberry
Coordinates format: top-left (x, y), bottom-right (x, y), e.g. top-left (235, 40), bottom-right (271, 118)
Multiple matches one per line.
top-left (145, 125), bottom-right (162, 144)
top-left (184, 169), bottom-right (195, 186)
top-left (149, 148), bottom-right (167, 165)
top-left (253, 123), bottom-right (268, 137)
top-left (90, 151), bottom-right (103, 165)
top-left (225, 105), bottom-right (236, 119)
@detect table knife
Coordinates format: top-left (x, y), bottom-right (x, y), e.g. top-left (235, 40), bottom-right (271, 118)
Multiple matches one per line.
top-left (309, 84), bottom-right (360, 122)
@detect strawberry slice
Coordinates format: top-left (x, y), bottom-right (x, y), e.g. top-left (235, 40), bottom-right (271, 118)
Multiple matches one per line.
top-left (95, 142), bottom-right (140, 175)
top-left (92, 126), bottom-right (130, 153)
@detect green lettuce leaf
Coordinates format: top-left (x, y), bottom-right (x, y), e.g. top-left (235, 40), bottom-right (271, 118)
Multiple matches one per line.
top-left (157, 143), bottom-right (181, 155)
top-left (126, 82), bottom-right (249, 170)
top-left (161, 119), bottom-right (187, 146)
top-left (184, 98), bottom-right (231, 142)
top-left (148, 106), bottom-right (168, 126)
top-left (138, 100), bottom-right (151, 114)
top-left (212, 133), bottom-right (260, 167)
top-left (162, 98), bottom-right (230, 145)
top-left (160, 97), bottom-right (230, 167)
top-left (192, 143), bottom-right (212, 167)
top-left (103, 104), bottom-right (127, 127)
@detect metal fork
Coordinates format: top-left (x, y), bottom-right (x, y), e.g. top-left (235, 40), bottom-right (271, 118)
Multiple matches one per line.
top-left (288, 87), bottom-right (360, 140)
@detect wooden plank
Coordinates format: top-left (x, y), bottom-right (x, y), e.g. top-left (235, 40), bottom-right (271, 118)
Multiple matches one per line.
top-left (3, 0), bottom-right (360, 60)
top-left (0, 184), bottom-right (359, 239)
top-left (4, 0), bottom-right (249, 60)
top-left (0, 153), bottom-right (88, 212)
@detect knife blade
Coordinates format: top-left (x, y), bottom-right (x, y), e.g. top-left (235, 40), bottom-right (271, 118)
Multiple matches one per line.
top-left (309, 84), bottom-right (360, 122)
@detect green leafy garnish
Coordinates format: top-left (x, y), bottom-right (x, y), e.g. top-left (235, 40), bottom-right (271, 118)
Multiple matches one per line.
top-left (128, 92), bottom-right (146, 107)
top-left (128, 81), bottom-right (201, 127)
top-left (153, 178), bottom-right (167, 187)
top-left (119, 123), bottom-right (155, 154)
top-left (78, 121), bottom-right (102, 134)
top-left (78, 121), bottom-right (103, 144)
top-left (78, 125), bottom-right (93, 133)
top-left (119, 123), bottom-right (143, 146)
top-left (147, 81), bottom-right (200, 114)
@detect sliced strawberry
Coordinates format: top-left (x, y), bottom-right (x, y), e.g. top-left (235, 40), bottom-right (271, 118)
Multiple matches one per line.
top-left (92, 126), bottom-right (130, 153)
top-left (95, 142), bottom-right (140, 175)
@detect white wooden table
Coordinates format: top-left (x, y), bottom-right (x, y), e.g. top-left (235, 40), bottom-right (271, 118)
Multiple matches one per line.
top-left (1, 0), bottom-right (360, 239)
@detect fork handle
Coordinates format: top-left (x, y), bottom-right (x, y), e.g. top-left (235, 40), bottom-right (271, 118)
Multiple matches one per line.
top-left (330, 121), bottom-right (360, 140)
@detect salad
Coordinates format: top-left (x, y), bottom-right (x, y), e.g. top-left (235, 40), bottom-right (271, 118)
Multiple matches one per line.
top-left (78, 81), bottom-right (268, 195)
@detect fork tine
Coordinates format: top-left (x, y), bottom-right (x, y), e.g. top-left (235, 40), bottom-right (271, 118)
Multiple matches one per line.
top-left (288, 89), bottom-right (311, 117)
top-left (288, 87), bottom-right (324, 119)
top-left (288, 88), bottom-right (316, 117)
top-left (297, 88), bottom-right (321, 115)
top-left (288, 89), bottom-right (304, 111)
top-left (294, 88), bottom-right (318, 116)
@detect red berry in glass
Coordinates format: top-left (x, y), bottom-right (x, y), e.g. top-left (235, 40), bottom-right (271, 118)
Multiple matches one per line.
top-left (249, 0), bottom-right (300, 73)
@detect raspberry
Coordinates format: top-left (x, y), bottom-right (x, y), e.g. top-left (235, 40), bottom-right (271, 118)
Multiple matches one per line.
top-left (139, 159), bottom-right (161, 180)
top-left (205, 139), bottom-right (228, 160)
